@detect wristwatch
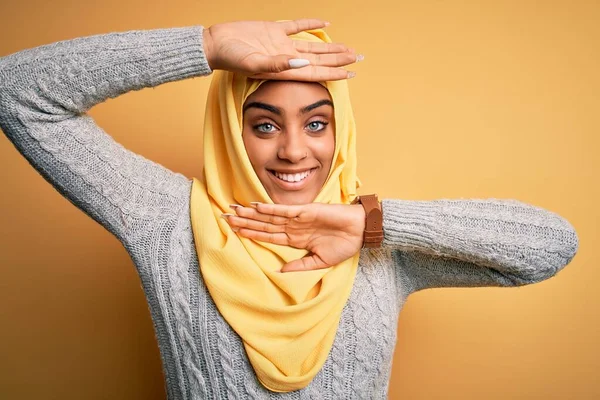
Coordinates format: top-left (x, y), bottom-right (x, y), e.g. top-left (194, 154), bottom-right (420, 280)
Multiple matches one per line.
top-left (351, 194), bottom-right (383, 248)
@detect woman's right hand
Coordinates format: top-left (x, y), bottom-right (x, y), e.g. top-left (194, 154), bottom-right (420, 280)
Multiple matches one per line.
top-left (203, 19), bottom-right (361, 81)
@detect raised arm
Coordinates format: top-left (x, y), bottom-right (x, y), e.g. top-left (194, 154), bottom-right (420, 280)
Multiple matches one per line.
top-left (382, 198), bottom-right (579, 294)
top-left (0, 20), bottom-right (358, 246)
top-left (219, 197), bottom-right (578, 285)
top-left (0, 26), bottom-right (211, 244)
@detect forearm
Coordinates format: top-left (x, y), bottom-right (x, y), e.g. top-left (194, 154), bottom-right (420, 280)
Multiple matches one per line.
top-left (0, 26), bottom-right (212, 244)
top-left (382, 198), bottom-right (578, 286)
top-left (0, 26), bottom-right (211, 114)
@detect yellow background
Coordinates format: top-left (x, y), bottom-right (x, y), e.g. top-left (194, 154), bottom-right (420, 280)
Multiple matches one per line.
top-left (1, 1), bottom-right (598, 399)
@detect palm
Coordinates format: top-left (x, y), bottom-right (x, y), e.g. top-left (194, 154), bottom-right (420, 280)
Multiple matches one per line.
top-left (225, 203), bottom-right (365, 271)
top-left (204, 20), bottom-right (358, 81)
top-left (209, 22), bottom-right (295, 72)
top-left (283, 205), bottom-right (362, 264)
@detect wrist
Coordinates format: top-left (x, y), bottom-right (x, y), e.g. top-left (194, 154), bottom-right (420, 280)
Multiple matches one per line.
top-left (202, 27), bottom-right (216, 70)
top-left (352, 195), bottom-right (384, 248)
top-left (351, 204), bottom-right (366, 236)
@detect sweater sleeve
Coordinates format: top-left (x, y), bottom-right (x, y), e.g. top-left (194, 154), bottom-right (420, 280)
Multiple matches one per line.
top-left (0, 26), bottom-right (212, 244)
top-left (381, 198), bottom-right (579, 295)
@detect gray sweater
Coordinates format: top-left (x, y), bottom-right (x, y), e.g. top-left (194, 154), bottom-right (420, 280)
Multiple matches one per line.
top-left (0, 26), bottom-right (578, 399)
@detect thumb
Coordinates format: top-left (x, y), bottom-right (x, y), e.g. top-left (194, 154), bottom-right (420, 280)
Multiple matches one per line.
top-left (254, 54), bottom-right (310, 73)
top-left (281, 254), bottom-right (330, 273)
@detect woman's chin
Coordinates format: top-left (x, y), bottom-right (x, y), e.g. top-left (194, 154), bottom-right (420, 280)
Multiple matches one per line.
top-left (269, 190), bottom-right (317, 205)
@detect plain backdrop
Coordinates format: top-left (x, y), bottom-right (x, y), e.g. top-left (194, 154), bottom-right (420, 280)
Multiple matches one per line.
top-left (0, 1), bottom-right (598, 399)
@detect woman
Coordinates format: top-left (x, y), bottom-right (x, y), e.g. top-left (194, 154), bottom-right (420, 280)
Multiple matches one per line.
top-left (0, 19), bottom-right (578, 399)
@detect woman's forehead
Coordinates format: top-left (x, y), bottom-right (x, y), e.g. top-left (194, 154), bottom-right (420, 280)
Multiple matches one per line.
top-left (243, 80), bottom-right (331, 106)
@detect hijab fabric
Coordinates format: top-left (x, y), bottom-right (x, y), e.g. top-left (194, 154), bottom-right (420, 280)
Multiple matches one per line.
top-left (190, 27), bottom-right (360, 392)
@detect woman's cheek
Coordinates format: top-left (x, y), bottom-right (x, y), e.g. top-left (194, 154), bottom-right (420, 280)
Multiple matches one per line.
top-left (314, 134), bottom-right (335, 162)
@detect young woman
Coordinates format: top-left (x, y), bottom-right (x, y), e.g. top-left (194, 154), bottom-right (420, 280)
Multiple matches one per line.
top-left (0, 19), bottom-right (578, 399)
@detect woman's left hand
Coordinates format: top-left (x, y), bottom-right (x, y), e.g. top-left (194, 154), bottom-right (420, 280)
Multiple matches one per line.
top-left (223, 203), bottom-right (365, 272)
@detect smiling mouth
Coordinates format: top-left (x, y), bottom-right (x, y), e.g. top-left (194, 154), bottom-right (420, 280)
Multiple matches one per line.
top-left (267, 168), bottom-right (318, 189)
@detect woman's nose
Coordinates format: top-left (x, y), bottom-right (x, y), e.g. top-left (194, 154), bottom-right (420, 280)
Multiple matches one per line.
top-left (277, 131), bottom-right (308, 163)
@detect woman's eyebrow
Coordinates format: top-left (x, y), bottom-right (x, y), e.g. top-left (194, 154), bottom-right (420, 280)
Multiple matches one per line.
top-left (300, 99), bottom-right (333, 114)
top-left (243, 99), bottom-right (333, 116)
top-left (243, 102), bottom-right (281, 115)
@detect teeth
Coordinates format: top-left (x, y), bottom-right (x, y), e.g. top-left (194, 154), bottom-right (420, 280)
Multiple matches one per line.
top-left (275, 170), bottom-right (311, 183)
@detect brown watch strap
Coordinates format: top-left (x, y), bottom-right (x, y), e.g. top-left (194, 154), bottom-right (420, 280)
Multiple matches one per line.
top-left (352, 194), bottom-right (383, 248)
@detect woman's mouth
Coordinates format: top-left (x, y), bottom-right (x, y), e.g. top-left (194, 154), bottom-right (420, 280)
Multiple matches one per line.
top-left (274, 169), bottom-right (312, 182)
top-left (267, 168), bottom-right (317, 190)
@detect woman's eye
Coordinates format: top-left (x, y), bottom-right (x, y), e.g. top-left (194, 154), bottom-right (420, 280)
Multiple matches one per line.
top-left (254, 123), bottom-right (277, 133)
top-left (307, 121), bottom-right (328, 132)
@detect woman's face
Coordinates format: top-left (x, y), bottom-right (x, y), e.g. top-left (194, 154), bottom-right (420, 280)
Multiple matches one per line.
top-left (242, 81), bottom-right (335, 205)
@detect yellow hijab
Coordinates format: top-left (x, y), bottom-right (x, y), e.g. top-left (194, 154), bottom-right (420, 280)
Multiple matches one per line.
top-left (190, 28), bottom-right (360, 392)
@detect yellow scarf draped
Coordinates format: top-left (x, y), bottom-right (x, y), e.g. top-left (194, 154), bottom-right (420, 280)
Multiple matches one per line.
top-left (190, 28), bottom-right (360, 392)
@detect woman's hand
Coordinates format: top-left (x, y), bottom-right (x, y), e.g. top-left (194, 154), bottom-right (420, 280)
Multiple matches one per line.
top-left (203, 19), bottom-right (360, 81)
top-left (223, 203), bottom-right (366, 272)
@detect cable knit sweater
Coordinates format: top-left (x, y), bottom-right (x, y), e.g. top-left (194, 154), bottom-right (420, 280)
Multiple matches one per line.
top-left (0, 26), bottom-right (579, 399)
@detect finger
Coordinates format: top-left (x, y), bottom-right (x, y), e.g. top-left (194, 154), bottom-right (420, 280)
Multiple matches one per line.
top-left (300, 52), bottom-right (359, 68)
top-left (253, 66), bottom-right (355, 82)
top-left (279, 19), bottom-right (328, 35)
top-left (256, 52), bottom-right (358, 72)
top-left (252, 203), bottom-right (304, 219)
top-left (237, 229), bottom-right (289, 246)
top-left (225, 215), bottom-right (286, 233)
top-left (231, 206), bottom-right (288, 225)
top-left (248, 53), bottom-right (301, 74)
top-left (281, 254), bottom-right (330, 272)
top-left (293, 41), bottom-right (349, 54)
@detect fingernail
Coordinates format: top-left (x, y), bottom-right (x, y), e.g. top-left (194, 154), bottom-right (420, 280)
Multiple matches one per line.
top-left (250, 202), bottom-right (261, 208)
top-left (220, 213), bottom-right (234, 219)
top-left (356, 54), bottom-right (365, 62)
top-left (229, 204), bottom-right (242, 210)
top-left (347, 71), bottom-right (356, 79)
top-left (231, 227), bottom-right (239, 232)
top-left (289, 58), bottom-right (310, 69)
top-left (324, 21), bottom-right (331, 26)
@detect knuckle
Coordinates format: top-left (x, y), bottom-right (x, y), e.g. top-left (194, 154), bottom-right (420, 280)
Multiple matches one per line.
top-left (271, 63), bottom-right (283, 73)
